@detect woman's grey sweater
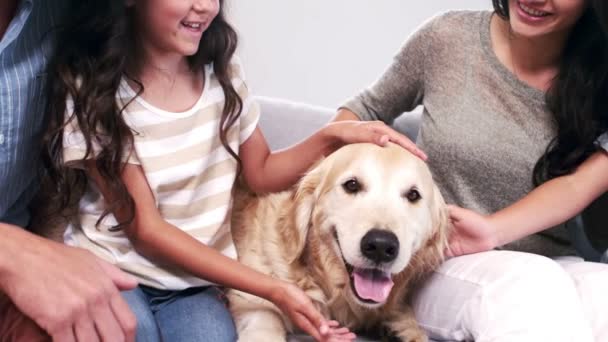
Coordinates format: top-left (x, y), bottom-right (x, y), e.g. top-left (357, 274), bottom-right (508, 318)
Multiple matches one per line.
top-left (342, 10), bottom-right (576, 256)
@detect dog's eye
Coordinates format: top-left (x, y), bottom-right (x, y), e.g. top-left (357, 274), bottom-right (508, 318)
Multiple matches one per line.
top-left (342, 179), bottom-right (361, 194)
top-left (404, 188), bottom-right (421, 202)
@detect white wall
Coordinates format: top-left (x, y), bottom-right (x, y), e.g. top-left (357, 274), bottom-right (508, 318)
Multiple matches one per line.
top-left (227, 1), bottom-right (491, 108)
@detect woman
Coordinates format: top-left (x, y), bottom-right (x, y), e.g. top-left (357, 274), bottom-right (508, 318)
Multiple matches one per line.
top-left (336, 0), bottom-right (608, 340)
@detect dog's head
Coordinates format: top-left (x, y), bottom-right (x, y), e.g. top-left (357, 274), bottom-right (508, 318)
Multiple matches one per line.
top-left (292, 143), bottom-right (448, 309)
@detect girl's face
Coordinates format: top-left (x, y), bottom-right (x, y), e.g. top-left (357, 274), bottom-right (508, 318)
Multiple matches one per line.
top-left (133, 0), bottom-right (220, 57)
top-left (507, 0), bottom-right (588, 38)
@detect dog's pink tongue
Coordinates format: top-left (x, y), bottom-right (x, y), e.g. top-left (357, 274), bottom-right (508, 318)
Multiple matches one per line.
top-left (353, 268), bottom-right (394, 303)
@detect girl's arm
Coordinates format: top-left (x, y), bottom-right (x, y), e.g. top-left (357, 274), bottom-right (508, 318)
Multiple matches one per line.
top-left (240, 120), bottom-right (425, 194)
top-left (448, 150), bottom-right (608, 256)
top-left (86, 162), bottom-right (353, 341)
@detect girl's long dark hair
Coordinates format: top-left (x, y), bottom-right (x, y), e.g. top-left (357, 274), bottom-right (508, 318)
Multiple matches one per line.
top-left (493, 0), bottom-right (608, 185)
top-left (42, 0), bottom-right (242, 229)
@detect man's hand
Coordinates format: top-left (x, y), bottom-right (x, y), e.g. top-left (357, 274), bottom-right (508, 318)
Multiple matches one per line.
top-left (0, 224), bottom-right (137, 342)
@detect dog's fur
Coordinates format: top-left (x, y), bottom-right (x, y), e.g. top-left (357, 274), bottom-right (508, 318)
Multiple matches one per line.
top-left (228, 143), bottom-right (449, 341)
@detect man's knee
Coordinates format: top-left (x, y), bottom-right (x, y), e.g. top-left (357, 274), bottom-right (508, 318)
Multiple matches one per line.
top-left (0, 293), bottom-right (50, 342)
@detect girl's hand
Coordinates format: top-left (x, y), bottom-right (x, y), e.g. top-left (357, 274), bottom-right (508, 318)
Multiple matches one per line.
top-left (323, 120), bottom-right (427, 161)
top-left (447, 205), bottom-right (501, 257)
top-left (270, 281), bottom-right (356, 341)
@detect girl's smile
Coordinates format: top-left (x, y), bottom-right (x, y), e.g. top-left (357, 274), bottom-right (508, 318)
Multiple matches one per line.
top-left (133, 0), bottom-right (220, 58)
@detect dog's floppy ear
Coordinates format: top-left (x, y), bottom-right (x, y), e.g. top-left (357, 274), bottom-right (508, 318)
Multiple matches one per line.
top-left (406, 183), bottom-right (450, 281)
top-left (287, 160), bottom-right (327, 263)
top-left (430, 184), bottom-right (450, 258)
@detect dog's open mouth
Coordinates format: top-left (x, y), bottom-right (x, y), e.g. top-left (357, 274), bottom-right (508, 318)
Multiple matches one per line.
top-left (333, 227), bottom-right (395, 304)
top-left (345, 263), bottom-right (394, 304)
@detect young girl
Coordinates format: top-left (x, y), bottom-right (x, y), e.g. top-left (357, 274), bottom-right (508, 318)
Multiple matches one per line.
top-left (42, 1), bottom-right (420, 341)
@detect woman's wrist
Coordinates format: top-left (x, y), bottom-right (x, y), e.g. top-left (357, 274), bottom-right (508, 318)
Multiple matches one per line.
top-left (486, 214), bottom-right (509, 248)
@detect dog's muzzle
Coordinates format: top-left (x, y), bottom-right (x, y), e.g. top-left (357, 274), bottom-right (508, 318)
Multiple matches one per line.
top-left (334, 228), bottom-right (398, 304)
top-left (346, 229), bottom-right (398, 303)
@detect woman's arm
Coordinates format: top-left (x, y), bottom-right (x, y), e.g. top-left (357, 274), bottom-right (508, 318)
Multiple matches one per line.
top-left (239, 122), bottom-right (425, 194)
top-left (448, 150), bottom-right (608, 256)
top-left (333, 108), bottom-right (361, 121)
top-left (86, 162), bottom-right (351, 341)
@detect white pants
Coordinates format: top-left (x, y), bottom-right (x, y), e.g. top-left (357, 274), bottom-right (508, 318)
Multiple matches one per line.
top-left (413, 251), bottom-right (608, 342)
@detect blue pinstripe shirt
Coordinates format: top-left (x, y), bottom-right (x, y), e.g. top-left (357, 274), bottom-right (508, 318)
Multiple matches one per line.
top-left (0, 0), bottom-right (66, 227)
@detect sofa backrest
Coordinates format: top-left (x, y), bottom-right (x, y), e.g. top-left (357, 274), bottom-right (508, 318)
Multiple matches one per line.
top-left (256, 96), bottom-right (421, 151)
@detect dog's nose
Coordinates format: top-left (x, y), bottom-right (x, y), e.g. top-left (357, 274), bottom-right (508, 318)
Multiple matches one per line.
top-left (360, 229), bottom-right (399, 263)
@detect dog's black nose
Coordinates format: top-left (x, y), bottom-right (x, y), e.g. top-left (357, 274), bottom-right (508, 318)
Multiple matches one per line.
top-left (360, 229), bottom-right (399, 263)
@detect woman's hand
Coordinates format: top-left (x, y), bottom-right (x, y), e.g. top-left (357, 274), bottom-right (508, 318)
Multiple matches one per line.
top-left (447, 205), bottom-right (501, 257)
top-left (269, 281), bottom-right (356, 341)
top-left (322, 120), bottom-right (427, 161)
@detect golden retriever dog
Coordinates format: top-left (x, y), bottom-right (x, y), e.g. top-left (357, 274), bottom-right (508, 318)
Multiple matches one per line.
top-left (228, 143), bottom-right (449, 342)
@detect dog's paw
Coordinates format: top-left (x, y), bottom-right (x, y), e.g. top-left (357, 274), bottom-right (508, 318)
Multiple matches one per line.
top-left (406, 333), bottom-right (428, 342)
top-left (382, 335), bottom-right (428, 342)
top-left (381, 325), bottom-right (428, 342)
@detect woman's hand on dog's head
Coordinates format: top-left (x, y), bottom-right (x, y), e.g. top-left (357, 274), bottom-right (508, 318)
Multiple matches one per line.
top-left (322, 120), bottom-right (428, 161)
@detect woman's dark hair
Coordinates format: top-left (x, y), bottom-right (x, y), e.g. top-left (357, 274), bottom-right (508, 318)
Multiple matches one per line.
top-left (42, 0), bottom-right (241, 229)
top-left (493, 0), bottom-right (608, 185)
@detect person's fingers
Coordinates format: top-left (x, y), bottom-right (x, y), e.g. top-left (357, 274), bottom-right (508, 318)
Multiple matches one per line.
top-left (293, 313), bottom-right (322, 341)
top-left (370, 125), bottom-right (428, 160)
top-left (295, 296), bottom-right (328, 334)
top-left (377, 134), bottom-right (390, 146)
top-left (330, 327), bottom-right (350, 334)
top-left (73, 313), bottom-right (100, 342)
top-left (446, 234), bottom-right (466, 258)
top-left (353, 126), bottom-right (387, 147)
top-left (109, 291), bottom-right (137, 342)
top-left (444, 244), bottom-right (456, 258)
top-left (91, 295), bottom-right (126, 342)
top-left (321, 320), bottom-right (356, 341)
top-left (447, 204), bottom-right (464, 221)
top-left (326, 320), bottom-right (340, 328)
top-left (96, 258), bottom-right (138, 291)
top-left (51, 326), bottom-right (77, 342)
top-left (319, 323), bottom-right (330, 335)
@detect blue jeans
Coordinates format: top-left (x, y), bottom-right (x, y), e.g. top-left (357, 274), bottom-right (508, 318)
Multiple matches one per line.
top-left (122, 285), bottom-right (237, 342)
